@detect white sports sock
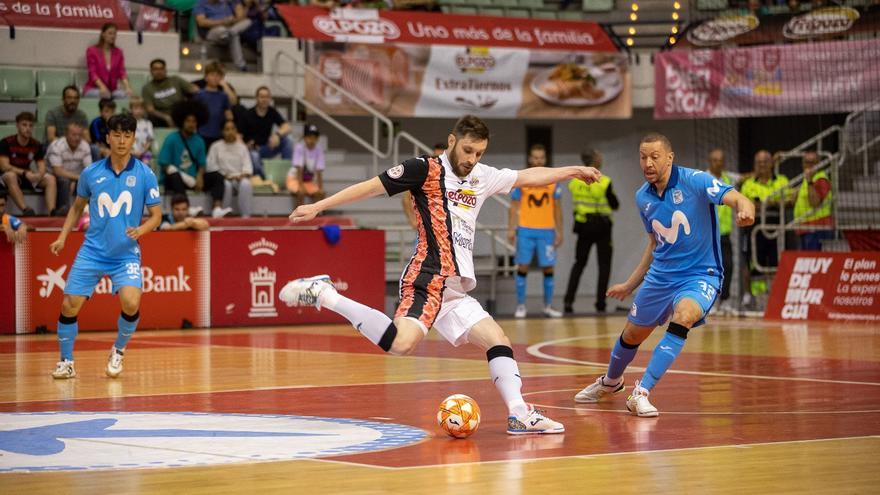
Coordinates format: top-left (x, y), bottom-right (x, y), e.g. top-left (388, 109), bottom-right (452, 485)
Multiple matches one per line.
top-left (489, 356), bottom-right (529, 419)
top-left (320, 290), bottom-right (392, 346)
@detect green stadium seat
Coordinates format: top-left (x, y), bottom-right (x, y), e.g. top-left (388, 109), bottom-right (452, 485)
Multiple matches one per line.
top-left (37, 70), bottom-right (75, 98)
top-left (451, 6), bottom-right (478, 14)
top-left (0, 68), bottom-right (36, 100)
top-left (466, 0), bottom-right (492, 5)
top-left (480, 7), bottom-right (505, 16)
top-left (519, 0), bottom-right (546, 7)
top-left (582, 0), bottom-right (613, 12)
top-left (36, 97), bottom-right (59, 122)
top-left (696, 0), bottom-right (728, 9)
top-left (557, 10), bottom-right (585, 20)
top-left (0, 124), bottom-right (17, 139)
top-left (153, 127), bottom-right (176, 155)
top-left (262, 158), bottom-right (291, 188)
top-left (492, 0), bottom-right (518, 6)
top-left (532, 10), bottom-right (556, 19)
top-left (128, 72), bottom-right (150, 96)
top-left (74, 70), bottom-right (89, 89)
top-left (79, 98), bottom-right (101, 122)
top-left (506, 8), bottom-right (530, 17)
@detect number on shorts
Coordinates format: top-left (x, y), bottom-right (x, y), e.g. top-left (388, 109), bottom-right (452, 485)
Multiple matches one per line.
top-left (698, 281), bottom-right (716, 301)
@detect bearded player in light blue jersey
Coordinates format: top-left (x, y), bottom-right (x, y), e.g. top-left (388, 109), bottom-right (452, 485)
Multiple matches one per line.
top-left (49, 113), bottom-right (163, 379)
top-left (574, 133), bottom-right (755, 416)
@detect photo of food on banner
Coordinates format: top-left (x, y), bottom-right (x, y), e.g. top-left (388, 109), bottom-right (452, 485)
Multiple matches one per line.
top-left (304, 42), bottom-right (629, 119)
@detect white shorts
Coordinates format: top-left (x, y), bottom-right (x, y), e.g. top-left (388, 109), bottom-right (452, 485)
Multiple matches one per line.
top-left (404, 287), bottom-right (490, 347)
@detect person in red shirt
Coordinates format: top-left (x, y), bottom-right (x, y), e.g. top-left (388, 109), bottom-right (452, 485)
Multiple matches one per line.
top-left (0, 112), bottom-right (58, 216)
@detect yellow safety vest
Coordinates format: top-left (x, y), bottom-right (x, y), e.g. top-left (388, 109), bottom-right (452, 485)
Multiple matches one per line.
top-left (741, 174), bottom-right (790, 203)
top-left (794, 170), bottom-right (832, 223)
top-left (716, 172), bottom-right (734, 236)
top-left (569, 176), bottom-right (612, 222)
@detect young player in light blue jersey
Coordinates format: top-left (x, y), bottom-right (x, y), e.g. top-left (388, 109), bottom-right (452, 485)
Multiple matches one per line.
top-left (50, 113), bottom-right (163, 379)
top-left (574, 133), bottom-right (755, 416)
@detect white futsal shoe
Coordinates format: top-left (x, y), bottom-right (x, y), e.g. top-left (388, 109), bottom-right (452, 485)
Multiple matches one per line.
top-left (543, 306), bottom-right (563, 318)
top-left (279, 275), bottom-right (335, 309)
top-left (625, 380), bottom-right (659, 417)
top-left (51, 360), bottom-right (76, 379)
top-left (105, 348), bottom-right (125, 378)
top-left (507, 406), bottom-right (565, 435)
top-left (514, 305), bottom-right (527, 318)
top-left (574, 375), bottom-right (625, 403)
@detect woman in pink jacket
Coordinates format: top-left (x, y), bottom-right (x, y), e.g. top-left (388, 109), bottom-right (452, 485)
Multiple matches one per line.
top-left (83, 23), bottom-right (133, 99)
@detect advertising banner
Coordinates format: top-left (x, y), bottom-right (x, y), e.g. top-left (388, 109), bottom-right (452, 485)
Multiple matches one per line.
top-left (14, 232), bottom-right (210, 333)
top-left (765, 251), bottom-right (880, 323)
top-left (655, 38), bottom-right (880, 119)
top-left (209, 230), bottom-right (385, 327)
top-left (0, 240), bottom-right (13, 334)
top-left (0, 0), bottom-right (129, 30)
top-left (276, 6), bottom-right (629, 119)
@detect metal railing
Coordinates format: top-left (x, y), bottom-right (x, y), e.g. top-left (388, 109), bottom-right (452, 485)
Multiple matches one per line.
top-left (271, 50), bottom-right (394, 176)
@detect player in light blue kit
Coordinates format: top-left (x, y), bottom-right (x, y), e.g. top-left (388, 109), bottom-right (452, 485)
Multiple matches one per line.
top-left (50, 113), bottom-right (163, 379)
top-left (573, 133), bottom-right (755, 416)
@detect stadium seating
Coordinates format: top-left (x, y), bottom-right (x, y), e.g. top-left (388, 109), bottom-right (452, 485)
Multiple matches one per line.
top-left (0, 68), bottom-right (36, 100)
top-left (36, 70), bottom-right (75, 98)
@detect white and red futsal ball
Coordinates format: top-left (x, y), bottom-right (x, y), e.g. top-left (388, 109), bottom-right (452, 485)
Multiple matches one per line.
top-left (437, 394), bottom-right (481, 439)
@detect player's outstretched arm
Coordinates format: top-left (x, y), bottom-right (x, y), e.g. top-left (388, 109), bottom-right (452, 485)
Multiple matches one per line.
top-left (607, 233), bottom-right (656, 300)
top-left (513, 166), bottom-right (601, 188)
top-left (722, 190), bottom-right (756, 227)
top-left (289, 176), bottom-right (386, 224)
top-left (128, 204), bottom-right (163, 240)
top-left (50, 196), bottom-right (89, 255)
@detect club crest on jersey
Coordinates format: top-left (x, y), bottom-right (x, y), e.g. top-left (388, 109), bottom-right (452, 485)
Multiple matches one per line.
top-left (672, 189), bottom-right (683, 204)
top-left (387, 164), bottom-right (404, 179)
top-left (447, 189), bottom-right (477, 209)
top-left (126, 175), bottom-right (137, 187)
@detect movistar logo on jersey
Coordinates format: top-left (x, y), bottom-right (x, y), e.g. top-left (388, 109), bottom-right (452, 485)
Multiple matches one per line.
top-left (96, 191), bottom-right (133, 218)
top-left (652, 210), bottom-right (691, 246)
top-left (527, 192), bottom-right (550, 208)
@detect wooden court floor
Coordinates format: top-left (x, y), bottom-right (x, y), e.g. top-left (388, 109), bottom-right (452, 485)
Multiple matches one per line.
top-left (1, 316), bottom-right (879, 494)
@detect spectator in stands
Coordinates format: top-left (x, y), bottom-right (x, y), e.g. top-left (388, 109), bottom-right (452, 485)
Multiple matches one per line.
top-left (0, 190), bottom-right (28, 244)
top-left (130, 98), bottom-right (154, 165)
top-left (46, 122), bottom-right (91, 212)
top-left (287, 123), bottom-right (325, 207)
top-left (194, 0), bottom-right (252, 72)
top-left (740, 150), bottom-right (789, 309)
top-left (0, 112), bottom-right (58, 216)
top-left (239, 86), bottom-right (292, 179)
top-left (794, 151), bottom-right (834, 250)
top-left (143, 58), bottom-right (199, 128)
top-left (159, 100), bottom-right (209, 198)
top-left (194, 62), bottom-right (234, 150)
top-left (207, 120), bottom-right (253, 218)
top-left (240, 0), bottom-right (280, 54)
top-left (83, 23), bottom-right (133, 99)
top-left (45, 86), bottom-right (90, 144)
top-left (706, 148), bottom-right (743, 312)
top-left (160, 194), bottom-right (210, 231)
top-left (89, 98), bottom-right (116, 158)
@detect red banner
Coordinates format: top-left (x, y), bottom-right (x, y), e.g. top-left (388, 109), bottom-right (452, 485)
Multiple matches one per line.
top-left (0, 240), bottom-right (13, 334)
top-left (134, 5), bottom-right (171, 32)
top-left (765, 251), bottom-right (880, 323)
top-left (209, 229), bottom-right (385, 327)
top-left (275, 5), bottom-right (616, 52)
top-left (0, 0), bottom-right (129, 30)
top-left (15, 232), bottom-right (209, 332)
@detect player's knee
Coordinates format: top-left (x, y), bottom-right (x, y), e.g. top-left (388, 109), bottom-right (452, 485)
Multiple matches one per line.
top-left (389, 333), bottom-right (419, 356)
top-left (61, 296), bottom-right (83, 316)
top-left (622, 326), bottom-right (651, 345)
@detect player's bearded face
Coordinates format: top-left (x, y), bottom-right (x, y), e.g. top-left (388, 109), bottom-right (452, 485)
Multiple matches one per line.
top-left (639, 141), bottom-right (673, 184)
top-left (447, 135), bottom-right (487, 178)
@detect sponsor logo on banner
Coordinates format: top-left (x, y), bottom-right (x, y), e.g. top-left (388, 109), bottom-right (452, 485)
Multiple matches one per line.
top-left (766, 252), bottom-right (880, 322)
top-left (249, 267), bottom-right (278, 318)
top-left (783, 7), bottom-right (860, 39)
top-left (659, 49), bottom-right (719, 117)
top-left (312, 9), bottom-right (400, 42)
top-left (0, 412), bottom-right (426, 472)
top-left (455, 47), bottom-right (496, 73)
top-left (687, 14), bottom-right (759, 46)
top-left (248, 237), bottom-right (279, 256)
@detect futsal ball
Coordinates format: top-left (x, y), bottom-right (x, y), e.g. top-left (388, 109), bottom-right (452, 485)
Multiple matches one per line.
top-left (437, 394), bottom-right (481, 439)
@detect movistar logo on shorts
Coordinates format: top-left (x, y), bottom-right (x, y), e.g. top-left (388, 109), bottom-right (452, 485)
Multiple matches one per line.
top-left (96, 191), bottom-right (133, 218)
top-left (652, 210), bottom-right (691, 246)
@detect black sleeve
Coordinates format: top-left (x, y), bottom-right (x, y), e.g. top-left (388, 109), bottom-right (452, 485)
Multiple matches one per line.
top-left (0, 138), bottom-right (9, 157)
top-left (378, 156), bottom-right (429, 196)
top-left (269, 107), bottom-right (286, 126)
top-left (606, 182), bottom-right (620, 211)
top-left (34, 142), bottom-right (45, 161)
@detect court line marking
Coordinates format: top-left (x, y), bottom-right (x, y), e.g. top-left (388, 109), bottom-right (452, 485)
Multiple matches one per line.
top-left (313, 435), bottom-right (880, 471)
top-left (526, 336), bottom-right (880, 387)
top-left (521, 388), bottom-right (880, 415)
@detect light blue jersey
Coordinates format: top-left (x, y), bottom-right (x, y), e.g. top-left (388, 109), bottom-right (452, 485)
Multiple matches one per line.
top-left (636, 165), bottom-right (733, 284)
top-left (76, 157), bottom-right (161, 262)
top-left (628, 165), bottom-right (733, 328)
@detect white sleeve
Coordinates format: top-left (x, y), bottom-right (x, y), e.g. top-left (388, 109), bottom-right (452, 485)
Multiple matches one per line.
top-left (484, 166), bottom-right (518, 196)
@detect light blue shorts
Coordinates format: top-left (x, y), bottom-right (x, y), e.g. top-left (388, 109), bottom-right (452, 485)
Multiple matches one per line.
top-left (627, 274), bottom-right (720, 328)
top-left (515, 228), bottom-right (556, 267)
top-left (64, 253), bottom-right (142, 297)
